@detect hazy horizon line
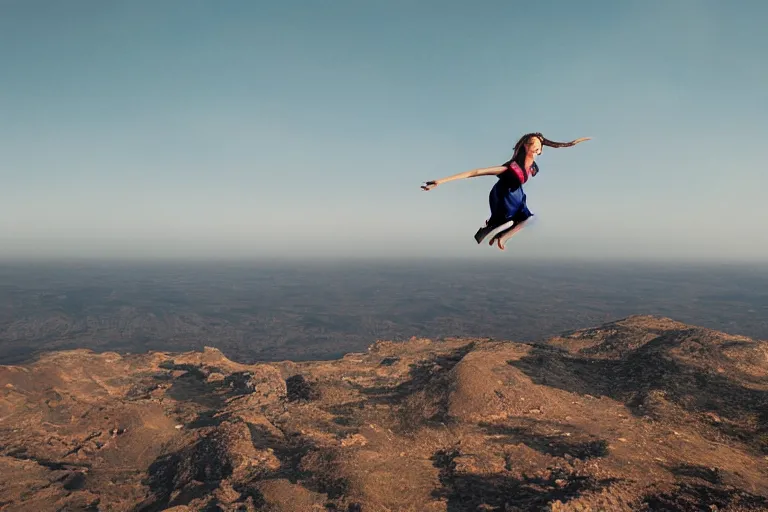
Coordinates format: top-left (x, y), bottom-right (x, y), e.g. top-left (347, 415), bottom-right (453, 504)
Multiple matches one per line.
top-left (1, 255), bottom-right (767, 269)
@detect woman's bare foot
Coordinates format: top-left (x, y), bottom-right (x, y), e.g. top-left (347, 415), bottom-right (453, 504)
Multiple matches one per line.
top-left (489, 232), bottom-right (508, 249)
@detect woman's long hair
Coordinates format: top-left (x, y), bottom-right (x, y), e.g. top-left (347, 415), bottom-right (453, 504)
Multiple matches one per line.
top-left (509, 132), bottom-right (589, 174)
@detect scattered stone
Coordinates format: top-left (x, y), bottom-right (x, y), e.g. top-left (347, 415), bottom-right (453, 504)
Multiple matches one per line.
top-left (206, 372), bottom-right (226, 383)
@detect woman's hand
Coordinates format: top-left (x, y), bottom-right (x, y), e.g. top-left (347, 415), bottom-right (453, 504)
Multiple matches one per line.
top-left (421, 180), bottom-right (438, 191)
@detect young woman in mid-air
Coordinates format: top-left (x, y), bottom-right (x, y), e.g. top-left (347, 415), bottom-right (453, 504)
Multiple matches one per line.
top-left (420, 132), bottom-right (590, 250)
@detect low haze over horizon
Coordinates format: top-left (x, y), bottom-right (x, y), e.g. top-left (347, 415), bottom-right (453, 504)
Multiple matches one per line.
top-left (2, 1), bottom-right (766, 262)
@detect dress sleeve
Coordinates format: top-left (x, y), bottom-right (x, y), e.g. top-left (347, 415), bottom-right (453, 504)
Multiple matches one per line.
top-left (497, 160), bottom-right (522, 189)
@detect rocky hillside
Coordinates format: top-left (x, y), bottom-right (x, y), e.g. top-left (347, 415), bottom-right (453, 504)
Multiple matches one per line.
top-left (1, 315), bottom-right (767, 511)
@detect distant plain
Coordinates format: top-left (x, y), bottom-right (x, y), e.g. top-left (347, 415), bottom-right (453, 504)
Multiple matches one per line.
top-left (1, 260), bottom-right (766, 364)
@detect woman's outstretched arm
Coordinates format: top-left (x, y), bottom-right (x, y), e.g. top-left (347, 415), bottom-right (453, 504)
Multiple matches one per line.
top-left (421, 165), bottom-right (506, 191)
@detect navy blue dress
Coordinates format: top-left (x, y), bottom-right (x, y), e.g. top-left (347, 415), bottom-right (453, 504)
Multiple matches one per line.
top-left (487, 159), bottom-right (539, 226)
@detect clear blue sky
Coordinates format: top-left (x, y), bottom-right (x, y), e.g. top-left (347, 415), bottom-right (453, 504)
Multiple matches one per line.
top-left (1, 0), bottom-right (766, 261)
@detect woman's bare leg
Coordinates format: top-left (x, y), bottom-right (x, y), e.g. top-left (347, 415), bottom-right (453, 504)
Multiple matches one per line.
top-left (474, 218), bottom-right (515, 244)
top-left (490, 218), bottom-right (530, 250)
